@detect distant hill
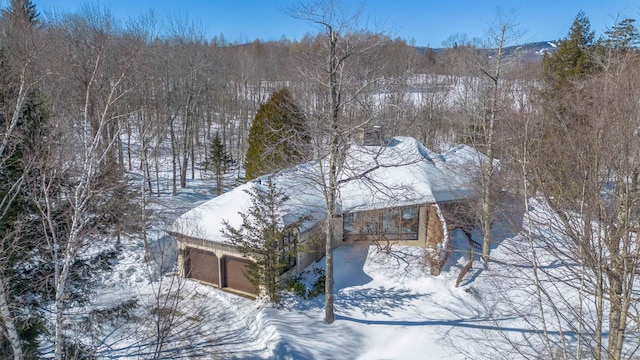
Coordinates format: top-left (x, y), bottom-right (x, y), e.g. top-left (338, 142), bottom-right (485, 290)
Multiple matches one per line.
top-left (416, 40), bottom-right (559, 62)
top-left (501, 41), bottom-right (559, 61)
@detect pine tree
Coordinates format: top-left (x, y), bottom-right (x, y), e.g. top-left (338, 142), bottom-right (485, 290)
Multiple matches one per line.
top-left (221, 178), bottom-right (303, 304)
top-left (537, 12), bottom-right (603, 201)
top-left (244, 87), bottom-right (308, 181)
top-left (206, 131), bottom-right (231, 195)
top-left (543, 11), bottom-right (597, 91)
top-left (0, 1), bottom-right (43, 355)
top-left (604, 18), bottom-right (639, 52)
top-left (2, 0), bottom-right (39, 24)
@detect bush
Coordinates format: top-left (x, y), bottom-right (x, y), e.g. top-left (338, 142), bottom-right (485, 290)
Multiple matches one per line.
top-left (308, 268), bottom-right (325, 299)
top-left (284, 275), bottom-right (308, 299)
top-left (284, 268), bottom-right (326, 299)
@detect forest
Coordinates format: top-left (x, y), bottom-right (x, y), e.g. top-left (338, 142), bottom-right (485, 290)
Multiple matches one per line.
top-left (1, 0), bottom-right (640, 358)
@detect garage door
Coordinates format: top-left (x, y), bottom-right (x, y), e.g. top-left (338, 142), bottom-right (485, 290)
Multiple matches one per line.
top-left (184, 247), bottom-right (219, 286)
top-left (223, 257), bottom-right (257, 295)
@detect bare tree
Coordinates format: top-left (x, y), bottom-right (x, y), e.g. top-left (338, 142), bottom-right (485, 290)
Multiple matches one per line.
top-left (285, 0), bottom-right (392, 324)
top-left (476, 10), bottom-right (521, 262)
top-left (32, 7), bottom-right (141, 358)
top-left (483, 19), bottom-right (640, 360)
top-left (0, 1), bottom-right (44, 357)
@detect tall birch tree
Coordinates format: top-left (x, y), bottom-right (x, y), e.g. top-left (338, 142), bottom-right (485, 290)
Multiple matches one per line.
top-left (0, 1), bottom-right (43, 357)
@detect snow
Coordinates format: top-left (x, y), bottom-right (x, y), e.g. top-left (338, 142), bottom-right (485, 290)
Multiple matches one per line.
top-left (170, 167), bottom-right (326, 245)
top-left (79, 173), bottom-right (640, 359)
top-left (68, 132), bottom-right (640, 359)
top-left (171, 137), bottom-right (484, 245)
top-left (249, 241), bottom-right (494, 360)
top-left (169, 181), bottom-right (255, 243)
top-left (338, 137), bottom-right (476, 212)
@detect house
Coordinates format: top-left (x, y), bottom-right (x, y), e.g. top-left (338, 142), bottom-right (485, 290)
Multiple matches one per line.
top-left (169, 136), bottom-right (488, 296)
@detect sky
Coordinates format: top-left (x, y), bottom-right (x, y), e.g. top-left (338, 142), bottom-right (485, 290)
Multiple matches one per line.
top-left (26, 0), bottom-right (640, 47)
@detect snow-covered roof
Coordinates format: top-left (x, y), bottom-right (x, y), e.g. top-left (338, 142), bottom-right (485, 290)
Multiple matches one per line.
top-left (337, 138), bottom-right (482, 212)
top-left (170, 137), bottom-right (487, 245)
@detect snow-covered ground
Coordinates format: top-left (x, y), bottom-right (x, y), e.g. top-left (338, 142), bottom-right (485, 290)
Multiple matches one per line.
top-left (250, 232), bottom-right (526, 360)
top-left (88, 180), bottom-right (475, 358)
top-left (80, 175), bottom-right (638, 359)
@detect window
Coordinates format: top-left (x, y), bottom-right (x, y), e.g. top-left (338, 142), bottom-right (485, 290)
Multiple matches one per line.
top-left (279, 231), bottom-right (297, 274)
top-left (382, 209), bottom-right (400, 234)
top-left (343, 212), bottom-right (357, 235)
top-left (361, 212), bottom-right (379, 235)
top-left (343, 206), bottom-right (419, 241)
top-left (400, 207), bottom-right (419, 240)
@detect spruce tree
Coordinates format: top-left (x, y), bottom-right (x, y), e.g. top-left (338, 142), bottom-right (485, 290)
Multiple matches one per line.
top-left (221, 178), bottom-right (303, 304)
top-left (206, 131), bottom-right (231, 195)
top-left (2, 0), bottom-right (39, 24)
top-left (537, 12), bottom-right (603, 201)
top-left (0, 2), bottom-right (43, 355)
top-left (0, 88), bottom-right (49, 358)
top-left (543, 11), bottom-right (597, 91)
top-left (244, 87), bottom-right (308, 180)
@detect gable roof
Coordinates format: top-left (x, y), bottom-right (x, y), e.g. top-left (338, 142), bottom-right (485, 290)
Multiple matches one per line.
top-left (170, 137), bottom-right (487, 245)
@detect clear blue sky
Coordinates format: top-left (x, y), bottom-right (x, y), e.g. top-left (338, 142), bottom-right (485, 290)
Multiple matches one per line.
top-left (25, 0), bottom-right (640, 47)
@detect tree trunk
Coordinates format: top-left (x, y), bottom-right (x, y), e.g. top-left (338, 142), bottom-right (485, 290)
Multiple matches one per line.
top-left (480, 31), bottom-right (502, 262)
top-left (324, 169), bottom-right (337, 324)
top-left (180, 110), bottom-right (191, 188)
top-left (127, 122), bottom-right (132, 171)
top-left (140, 142), bottom-right (151, 261)
top-left (216, 168), bottom-right (222, 195)
top-left (455, 232), bottom-right (474, 287)
top-left (323, 26), bottom-right (341, 325)
top-left (606, 250), bottom-right (624, 360)
top-left (116, 120), bottom-right (125, 172)
top-left (154, 151), bottom-right (161, 196)
top-left (54, 226), bottom-right (80, 360)
top-left (0, 275), bottom-right (22, 360)
top-left (480, 172), bottom-right (492, 262)
top-left (169, 118), bottom-right (177, 196)
top-left (191, 138), bottom-right (196, 180)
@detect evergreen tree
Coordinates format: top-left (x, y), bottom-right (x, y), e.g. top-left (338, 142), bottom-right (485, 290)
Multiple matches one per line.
top-left (543, 11), bottom-right (597, 91)
top-left (206, 131), bottom-right (231, 195)
top-left (604, 18), bottom-right (639, 52)
top-left (0, 1), bottom-right (43, 355)
top-left (221, 178), bottom-right (303, 304)
top-left (244, 87), bottom-right (308, 181)
top-left (537, 12), bottom-right (603, 201)
top-left (0, 87), bottom-right (49, 358)
top-left (2, 0), bottom-right (39, 24)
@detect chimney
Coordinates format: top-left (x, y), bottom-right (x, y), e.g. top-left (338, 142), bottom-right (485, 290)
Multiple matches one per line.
top-left (360, 125), bottom-right (385, 146)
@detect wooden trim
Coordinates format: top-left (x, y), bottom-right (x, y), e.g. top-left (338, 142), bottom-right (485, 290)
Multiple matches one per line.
top-left (171, 232), bottom-right (239, 253)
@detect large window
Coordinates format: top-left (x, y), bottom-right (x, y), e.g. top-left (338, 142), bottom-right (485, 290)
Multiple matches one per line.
top-left (343, 206), bottom-right (419, 241)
